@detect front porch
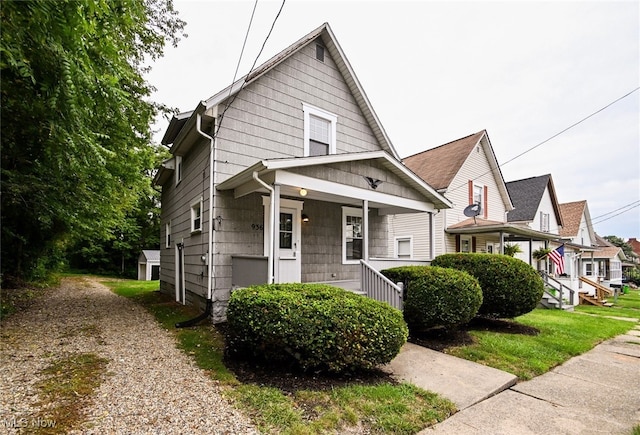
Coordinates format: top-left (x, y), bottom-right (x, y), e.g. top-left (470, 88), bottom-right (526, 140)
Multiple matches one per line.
top-left (217, 152), bottom-right (451, 311)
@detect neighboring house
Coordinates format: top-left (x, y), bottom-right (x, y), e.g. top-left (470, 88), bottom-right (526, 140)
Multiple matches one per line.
top-left (154, 23), bottom-right (451, 321)
top-left (585, 234), bottom-right (627, 287)
top-left (391, 130), bottom-right (559, 261)
top-left (558, 200), bottom-right (598, 277)
top-left (628, 238), bottom-right (640, 259)
top-left (505, 174), bottom-right (563, 266)
top-left (138, 250), bottom-right (160, 281)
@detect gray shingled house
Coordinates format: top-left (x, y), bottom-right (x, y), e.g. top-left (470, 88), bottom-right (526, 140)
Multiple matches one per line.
top-left (153, 23), bottom-right (451, 322)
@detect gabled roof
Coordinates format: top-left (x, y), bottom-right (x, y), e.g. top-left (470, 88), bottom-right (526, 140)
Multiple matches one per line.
top-left (559, 200), bottom-right (595, 242)
top-left (140, 250), bottom-right (160, 262)
top-left (594, 233), bottom-right (615, 247)
top-left (594, 245), bottom-right (627, 260)
top-left (162, 23), bottom-right (399, 160)
top-left (505, 174), bottom-right (563, 227)
top-left (402, 130), bottom-right (513, 210)
top-left (403, 131), bottom-right (484, 190)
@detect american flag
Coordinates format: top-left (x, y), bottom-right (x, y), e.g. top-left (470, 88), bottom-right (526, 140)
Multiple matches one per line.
top-left (548, 245), bottom-right (565, 275)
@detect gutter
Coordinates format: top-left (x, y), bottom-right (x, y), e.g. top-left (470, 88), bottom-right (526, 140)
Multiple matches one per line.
top-left (252, 171), bottom-right (275, 284)
top-left (175, 111), bottom-right (216, 328)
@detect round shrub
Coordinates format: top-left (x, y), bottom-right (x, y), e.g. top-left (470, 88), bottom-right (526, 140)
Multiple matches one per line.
top-left (226, 283), bottom-right (408, 373)
top-left (431, 253), bottom-right (544, 318)
top-left (382, 266), bottom-right (482, 330)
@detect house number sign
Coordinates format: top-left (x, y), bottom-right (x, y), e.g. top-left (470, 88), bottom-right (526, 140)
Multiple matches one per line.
top-left (251, 224), bottom-right (264, 230)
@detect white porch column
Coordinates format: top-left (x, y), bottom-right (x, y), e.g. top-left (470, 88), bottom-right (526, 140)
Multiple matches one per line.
top-left (272, 184), bottom-right (281, 283)
top-left (429, 212), bottom-right (435, 260)
top-left (363, 199), bottom-right (369, 261)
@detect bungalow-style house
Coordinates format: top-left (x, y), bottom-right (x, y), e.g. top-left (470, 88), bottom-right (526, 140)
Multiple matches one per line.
top-left (557, 200), bottom-right (619, 305)
top-left (586, 234), bottom-right (627, 288)
top-left (154, 23), bottom-right (451, 322)
top-left (392, 130), bottom-right (559, 261)
top-left (505, 174), bottom-right (564, 268)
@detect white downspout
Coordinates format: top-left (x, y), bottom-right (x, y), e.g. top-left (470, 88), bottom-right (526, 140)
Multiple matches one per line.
top-left (196, 113), bottom-right (216, 301)
top-left (252, 171), bottom-right (275, 284)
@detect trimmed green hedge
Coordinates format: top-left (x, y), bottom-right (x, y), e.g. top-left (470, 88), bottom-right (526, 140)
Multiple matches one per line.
top-left (382, 266), bottom-right (482, 330)
top-left (431, 253), bottom-right (544, 318)
top-left (226, 283), bottom-right (408, 373)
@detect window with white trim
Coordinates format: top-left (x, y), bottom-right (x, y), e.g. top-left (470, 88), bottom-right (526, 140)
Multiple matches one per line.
top-left (191, 198), bottom-right (202, 233)
top-left (303, 103), bottom-right (337, 157)
top-left (175, 156), bottom-right (183, 185)
top-left (473, 184), bottom-right (483, 207)
top-left (395, 237), bottom-right (412, 259)
top-left (342, 207), bottom-right (363, 263)
top-left (540, 212), bottom-right (550, 232)
top-left (460, 235), bottom-right (472, 253)
top-left (165, 221), bottom-right (171, 248)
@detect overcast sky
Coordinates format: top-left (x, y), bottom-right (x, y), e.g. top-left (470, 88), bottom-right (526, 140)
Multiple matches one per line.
top-left (147, 0), bottom-right (640, 240)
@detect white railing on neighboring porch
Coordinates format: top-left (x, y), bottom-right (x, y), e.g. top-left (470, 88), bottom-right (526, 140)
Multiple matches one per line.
top-left (360, 260), bottom-right (404, 310)
top-left (540, 271), bottom-right (576, 308)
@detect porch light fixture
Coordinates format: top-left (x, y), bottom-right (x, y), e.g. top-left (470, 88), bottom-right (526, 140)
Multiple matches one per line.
top-left (299, 188), bottom-right (308, 197)
top-left (302, 214), bottom-right (310, 223)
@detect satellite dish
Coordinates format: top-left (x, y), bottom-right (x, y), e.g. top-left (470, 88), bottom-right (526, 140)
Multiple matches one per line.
top-left (463, 203), bottom-right (482, 217)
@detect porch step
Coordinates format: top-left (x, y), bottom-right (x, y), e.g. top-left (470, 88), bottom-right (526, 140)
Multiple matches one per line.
top-left (578, 292), bottom-right (613, 307)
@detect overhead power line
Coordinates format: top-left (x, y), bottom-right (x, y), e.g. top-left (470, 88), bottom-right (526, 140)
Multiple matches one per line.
top-left (498, 87), bottom-right (640, 169)
top-left (215, 0), bottom-right (286, 137)
top-left (444, 86), bottom-right (640, 198)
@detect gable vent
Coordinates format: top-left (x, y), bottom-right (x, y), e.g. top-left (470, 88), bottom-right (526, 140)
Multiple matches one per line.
top-left (316, 44), bottom-right (325, 62)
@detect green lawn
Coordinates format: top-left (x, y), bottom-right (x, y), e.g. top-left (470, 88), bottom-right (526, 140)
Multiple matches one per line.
top-left (574, 288), bottom-right (640, 319)
top-left (445, 306), bottom-right (637, 380)
top-left (102, 278), bottom-right (455, 434)
top-left (103, 278), bottom-right (639, 432)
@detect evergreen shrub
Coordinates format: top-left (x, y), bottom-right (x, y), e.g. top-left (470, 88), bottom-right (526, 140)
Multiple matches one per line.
top-left (382, 266), bottom-right (482, 330)
top-left (431, 253), bottom-right (544, 318)
top-left (226, 283), bottom-right (408, 373)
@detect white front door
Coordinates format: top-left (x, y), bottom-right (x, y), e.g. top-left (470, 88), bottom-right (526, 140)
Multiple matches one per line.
top-left (277, 207), bottom-right (301, 283)
top-left (263, 197), bottom-right (303, 283)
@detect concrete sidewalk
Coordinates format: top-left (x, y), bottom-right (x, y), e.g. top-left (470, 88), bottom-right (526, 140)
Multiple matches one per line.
top-left (383, 343), bottom-right (517, 410)
top-left (415, 323), bottom-right (640, 434)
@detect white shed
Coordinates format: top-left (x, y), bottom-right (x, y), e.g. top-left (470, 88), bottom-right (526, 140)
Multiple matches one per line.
top-left (138, 250), bottom-right (160, 281)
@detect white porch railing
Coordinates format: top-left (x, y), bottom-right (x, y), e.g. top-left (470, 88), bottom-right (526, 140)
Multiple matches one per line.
top-left (539, 271), bottom-right (575, 308)
top-left (360, 259), bottom-right (404, 310)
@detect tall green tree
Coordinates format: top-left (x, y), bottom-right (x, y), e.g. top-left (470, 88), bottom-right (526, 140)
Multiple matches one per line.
top-left (603, 235), bottom-right (633, 258)
top-left (1, 0), bottom-right (184, 281)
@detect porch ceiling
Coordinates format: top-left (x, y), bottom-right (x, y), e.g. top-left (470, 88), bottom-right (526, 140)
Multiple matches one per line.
top-left (217, 152), bottom-right (452, 213)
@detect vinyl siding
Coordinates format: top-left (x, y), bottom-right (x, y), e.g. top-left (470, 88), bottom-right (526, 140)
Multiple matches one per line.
top-left (158, 37), bottom-right (398, 320)
top-left (531, 188), bottom-right (561, 234)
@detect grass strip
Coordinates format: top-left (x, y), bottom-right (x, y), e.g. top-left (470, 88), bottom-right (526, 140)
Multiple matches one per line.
top-left (445, 308), bottom-right (636, 380)
top-left (103, 278), bottom-right (456, 433)
top-left (33, 353), bottom-right (109, 434)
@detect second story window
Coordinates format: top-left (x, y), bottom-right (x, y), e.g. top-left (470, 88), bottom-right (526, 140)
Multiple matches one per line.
top-left (303, 103), bottom-right (337, 157)
top-left (175, 156), bottom-right (183, 185)
top-left (191, 198), bottom-right (202, 233)
top-left (540, 212), bottom-right (550, 232)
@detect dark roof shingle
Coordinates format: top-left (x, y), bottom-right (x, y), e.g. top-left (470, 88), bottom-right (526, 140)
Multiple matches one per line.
top-left (505, 175), bottom-right (551, 222)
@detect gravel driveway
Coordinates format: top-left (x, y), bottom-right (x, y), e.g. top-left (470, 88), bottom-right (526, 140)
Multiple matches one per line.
top-left (0, 277), bottom-right (257, 434)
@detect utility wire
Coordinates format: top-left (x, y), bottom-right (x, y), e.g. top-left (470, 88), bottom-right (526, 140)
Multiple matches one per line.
top-left (215, 0), bottom-right (286, 137)
top-left (228, 0), bottom-right (259, 98)
top-left (499, 87), bottom-right (639, 169)
top-left (443, 87), bottom-right (640, 198)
